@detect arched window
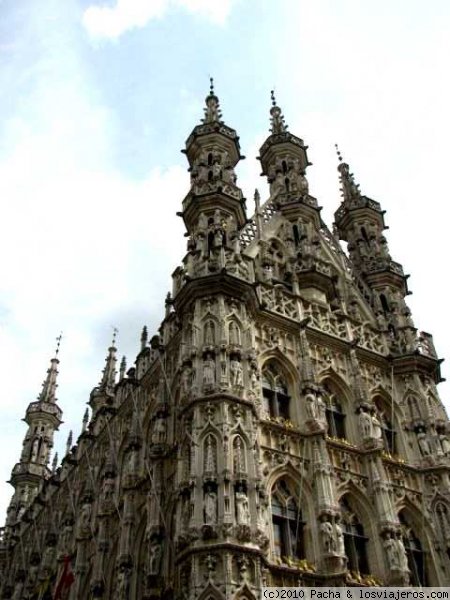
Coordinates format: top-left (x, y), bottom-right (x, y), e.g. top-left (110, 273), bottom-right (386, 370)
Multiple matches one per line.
top-left (293, 224), bottom-right (301, 247)
top-left (271, 479), bottom-right (304, 559)
top-left (380, 293), bottom-right (390, 315)
top-left (323, 384), bottom-right (346, 439)
top-left (340, 497), bottom-right (369, 575)
top-left (399, 513), bottom-right (427, 586)
top-left (262, 365), bottom-right (290, 420)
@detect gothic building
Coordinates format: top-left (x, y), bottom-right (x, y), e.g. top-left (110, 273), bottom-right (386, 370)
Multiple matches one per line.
top-left (1, 83), bottom-right (450, 599)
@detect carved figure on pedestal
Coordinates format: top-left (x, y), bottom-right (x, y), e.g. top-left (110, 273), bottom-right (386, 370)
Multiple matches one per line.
top-left (236, 488), bottom-right (250, 525)
top-left (395, 534), bottom-right (409, 572)
top-left (417, 432), bottom-right (431, 456)
top-left (439, 434), bottom-right (450, 456)
top-left (77, 502), bottom-right (92, 537)
top-left (316, 394), bottom-right (327, 424)
top-left (384, 532), bottom-right (400, 569)
top-left (117, 567), bottom-right (130, 598)
top-left (320, 518), bottom-right (334, 554)
top-left (371, 412), bottom-right (383, 440)
top-left (148, 540), bottom-right (162, 575)
top-left (204, 489), bottom-right (217, 525)
top-left (181, 365), bottom-right (193, 396)
top-left (230, 358), bottom-right (243, 388)
top-left (332, 520), bottom-right (345, 556)
top-left (359, 409), bottom-right (373, 439)
top-left (152, 415), bottom-right (167, 445)
top-left (305, 393), bottom-right (317, 420)
top-left (203, 355), bottom-right (216, 388)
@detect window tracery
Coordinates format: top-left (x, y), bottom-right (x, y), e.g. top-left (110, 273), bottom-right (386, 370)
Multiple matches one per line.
top-left (261, 364), bottom-right (290, 420)
top-left (399, 512), bottom-right (427, 586)
top-left (271, 479), bottom-right (304, 560)
top-left (340, 497), bottom-right (369, 575)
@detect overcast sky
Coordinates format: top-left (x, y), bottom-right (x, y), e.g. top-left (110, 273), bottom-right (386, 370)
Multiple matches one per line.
top-left (1, 0), bottom-right (449, 522)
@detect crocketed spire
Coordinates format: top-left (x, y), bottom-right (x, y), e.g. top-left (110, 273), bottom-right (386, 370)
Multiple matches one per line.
top-left (37, 333), bottom-right (62, 404)
top-left (98, 329), bottom-right (118, 394)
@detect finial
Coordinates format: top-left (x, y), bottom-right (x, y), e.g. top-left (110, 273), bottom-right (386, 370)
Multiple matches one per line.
top-left (119, 356), bottom-right (127, 380)
top-left (37, 337), bottom-right (61, 403)
top-left (140, 325), bottom-right (148, 351)
top-left (203, 77), bottom-right (222, 124)
top-left (335, 144), bottom-right (361, 202)
top-left (99, 331), bottom-right (118, 392)
top-left (54, 332), bottom-right (63, 358)
top-left (51, 452), bottom-right (58, 473)
top-left (82, 408), bottom-right (89, 433)
top-left (254, 188), bottom-right (261, 210)
top-left (66, 430), bottom-right (73, 455)
top-left (269, 90), bottom-right (287, 134)
top-left (270, 89), bottom-right (276, 107)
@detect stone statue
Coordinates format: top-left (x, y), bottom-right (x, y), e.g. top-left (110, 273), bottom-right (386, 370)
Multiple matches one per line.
top-left (332, 520), bottom-right (345, 556)
top-left (204, 490), bottom-right (217, 524)
top-left (77, 502), bottom-right (92, 537)
top-left (359, 410), bottom-right (373, 438)
top-left (117, 567), bottom-right (130, 597)
top-left (417, 432), bottom-right (431, 456)
top-left (181, 365), bottom-right (193, 395)
top-left (395, 534), bottom-right (409, 571)
top-left (203, 356), bottom-right (216, 387)
top-left (152, 415), bottom-right (167, 444)
top-left (320, 518), bottom-right (334, 554)
top-left (383, 532), bottom-right (400, 569)
top-left (440, 434), bottom-right (450, 455)
top-left (236, 489), bottom-right (250, 525)
top-left (230, 359), bottom-right (243, 387)
top-left (30, 437), bottom-right (40, 462)
top-left (149, 540), bottom-right (162, 575)
top-left (204, 321), bottom-right (215, 345)
top-left (316, 394), bottom-right (327, 424)
top-left (305, 393), bottom-right (317, 420)
top-left (371, 412), bottom-right (383, 440)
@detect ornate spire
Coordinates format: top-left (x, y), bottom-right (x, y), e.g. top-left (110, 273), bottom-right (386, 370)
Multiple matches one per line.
top-left (269, 90), bottom-right (288, 134)
top-left (140, 325), bottom-right (148, 352)
top-left (202, 77), bottom-right (222, 124)
top-left (335, 144), bottom-right (361, 204)
top-left (37, 333), bottom-right (62, 404)
top-left (65, 430), bottom-right (73, 455)
top-left (98, 328), bottom-right (118, 393)
top-left (51, 452), bottom-right (58, 474)
top-left (82, 408), bottom-right (89, 433)
top-left (119, 356), bottom-right (127, 380)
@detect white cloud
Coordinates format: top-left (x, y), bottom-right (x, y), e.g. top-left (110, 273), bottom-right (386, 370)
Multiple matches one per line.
top-left (82, 0), bottom-right (233, 40)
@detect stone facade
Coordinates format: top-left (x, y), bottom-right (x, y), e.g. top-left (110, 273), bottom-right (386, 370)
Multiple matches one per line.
top-left (1, 85), bottom-right (450, 598)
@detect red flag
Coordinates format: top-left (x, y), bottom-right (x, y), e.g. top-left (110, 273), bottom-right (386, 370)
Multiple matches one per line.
top-left (53, 555), bottom-right (75, 600)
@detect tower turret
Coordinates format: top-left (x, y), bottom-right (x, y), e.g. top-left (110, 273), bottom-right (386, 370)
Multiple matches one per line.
top-left (258, 92), bottom-right (319, 226)
top-left (5, 337), bottom-right (63, 529)
top-left (180, 78), bottom-right (247, 235)
top-left (332, 148), bottom-right (417, 348)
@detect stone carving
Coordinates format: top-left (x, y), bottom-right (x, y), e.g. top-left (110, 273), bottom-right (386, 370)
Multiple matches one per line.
top-left (236, 489), bottom-right (250, 525)
top-left (230, 358), bottom-right (243, 388)
top-left (332, 520), bottom-right (345, 556)
top-left (148, 540), bottom-right (162, 575)
top-left (371, 412), bottom-right (383, 440)
top-left (320, 518), bottom-right (334, 554)
top-left (417, 432), bottom-right (431, 456)
top-left (359, 409), bottom-right (373, 439)
top-left (152, 414), bottom-right (167, 445)
top-left (203, 355), bottom-right (216, 388)
top-left (204, 489), bottom-right (217, 525)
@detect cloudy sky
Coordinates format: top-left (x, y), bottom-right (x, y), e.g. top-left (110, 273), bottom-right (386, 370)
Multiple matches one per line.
top-left (1, 0), bottom-right (450, 521)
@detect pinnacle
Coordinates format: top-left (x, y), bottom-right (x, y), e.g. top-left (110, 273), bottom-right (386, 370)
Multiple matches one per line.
top-left (269, 89), bottom-right (288, 134)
